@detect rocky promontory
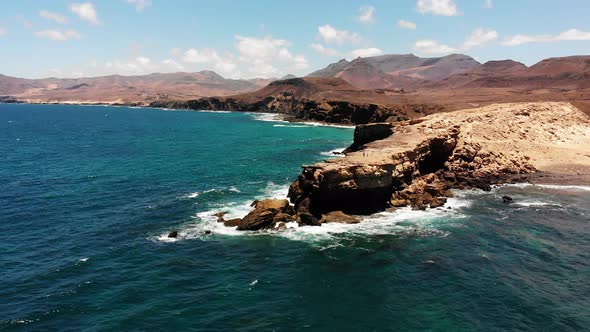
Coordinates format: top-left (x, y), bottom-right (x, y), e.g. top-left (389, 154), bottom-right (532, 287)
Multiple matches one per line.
top-left (219, 102), bottom-right (590, 230)
top-left (150, 78), bottom-right (445, 125)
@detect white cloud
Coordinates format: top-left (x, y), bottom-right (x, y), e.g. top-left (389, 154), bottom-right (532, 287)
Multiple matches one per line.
top-left (310, 43), bottom-right (341, 57)
top-left (417, 0), bottom-right (459, 16)
top-left (70, 3), bottom-right (100, 25)
top-left (177, 48), bottom-right (237, 76)
top-left (398, 20), bottom-right (417, 30)
top-left (127, 0), bottom-right (151, 12)
top-left (317, 24), bottom-right (360, 44)
top-left (413, 28), bottom-right (497, 54)
top-left (349, 47), bottom-right (383, 58)
top-left (0, 27), bottom-right (7, 36)
top-left (414, 39), bottom-right (457, 54)
top-left (502, 28), bottom-right (590, 46)
top-left (136, 56), bottom-right (151, 66)
top-left (40, 10), bottom-right (67, 24)
top-left (235, 35), bottom-right (309, 74)
top-left (161, 59), bottom-right (184, 71)
top-left (35, 29), bottom-right (81, 41)
top-left (462, 28), bottom-right (498, 50)
top-left (357, 6), bottom-right (375, 24)
top-left (484, 0), bottom-right (493, 9)
top-left (171, 35), bottom-right (309, 78)
top-left (235, 35), bottom-right (290, 60)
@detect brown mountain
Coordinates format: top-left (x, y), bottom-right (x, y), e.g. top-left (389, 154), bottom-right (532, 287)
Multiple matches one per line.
top-left (433, 55), bottom-right (590, 90)
top-left (307, 54), bottom-right (480, 89)
top-left (0, 71), bottom-right (277, 103)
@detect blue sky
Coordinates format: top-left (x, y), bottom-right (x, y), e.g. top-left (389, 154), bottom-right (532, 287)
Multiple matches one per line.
top-left (1, 0), bottom-right (589, 79)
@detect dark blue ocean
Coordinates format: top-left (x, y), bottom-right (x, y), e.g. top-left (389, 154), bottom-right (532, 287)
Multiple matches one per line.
top-left (1, 104), bottom-right (589, 331)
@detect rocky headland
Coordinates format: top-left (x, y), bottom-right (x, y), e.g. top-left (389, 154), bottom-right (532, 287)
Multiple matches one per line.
top-left (212, 102), bottom-right (590, 231)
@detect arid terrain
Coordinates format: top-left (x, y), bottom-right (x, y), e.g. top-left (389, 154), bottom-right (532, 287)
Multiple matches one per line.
top-left (2, 54), bottom-right (590, 117)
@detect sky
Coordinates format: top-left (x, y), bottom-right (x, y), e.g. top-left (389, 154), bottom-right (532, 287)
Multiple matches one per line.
top-left (1, 0), bottom-right (590, 79)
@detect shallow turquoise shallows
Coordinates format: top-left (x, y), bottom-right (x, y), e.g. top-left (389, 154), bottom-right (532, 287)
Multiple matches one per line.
top-left (1, 104), bottom-right (589, 331)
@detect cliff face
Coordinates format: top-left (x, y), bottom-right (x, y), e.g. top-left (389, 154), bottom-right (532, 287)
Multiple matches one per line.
top-left (150, 93), bottom-right (447, 125)
top-left (286, 102), bottom-right (590, 216)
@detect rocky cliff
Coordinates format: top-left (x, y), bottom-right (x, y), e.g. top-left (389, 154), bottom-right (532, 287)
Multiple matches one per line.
top-left (286, 102), bottom-right (590, 217)
top-left (150, 93), bottom-right (447, 125)
top-left (217, 102), bottom-right (590, 231)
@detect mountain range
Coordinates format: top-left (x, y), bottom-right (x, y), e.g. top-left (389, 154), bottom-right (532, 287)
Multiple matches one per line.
top-left (1, 54), bottom-right (590, 113)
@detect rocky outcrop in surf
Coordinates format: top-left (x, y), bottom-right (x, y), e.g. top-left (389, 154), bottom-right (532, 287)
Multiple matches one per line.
top-left (285, 102), bottom-right (589, 217)
top-left (215, 102), bottom-right (590, 230)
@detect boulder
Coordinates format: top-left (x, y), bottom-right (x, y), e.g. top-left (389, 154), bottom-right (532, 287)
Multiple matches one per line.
top-left (223, 218), bottom-right (241, 227)
top-left (429, 197), bottom-right (447, 208)
top-left (167, 231), bottom-right (178, 238)
top-left (298, 212), bottom-right (321, 226)
top-left (320, 211), bottom-right (360, 224)
top-left (273, 212), bottom-right (296, 224)
top-left (502, 195), bottom-right (513, 203)
top-left (237, 199), bottom-right (294, 231)
top-left (213, 212), bottom-right (228, 223)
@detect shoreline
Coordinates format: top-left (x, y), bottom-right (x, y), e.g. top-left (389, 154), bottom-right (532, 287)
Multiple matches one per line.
top-left (5, 100), bottom-right (589, 232)
top-left (1, 100), bottom-right (357, 129)
top-left (218, 102), bottom-right (590, 231)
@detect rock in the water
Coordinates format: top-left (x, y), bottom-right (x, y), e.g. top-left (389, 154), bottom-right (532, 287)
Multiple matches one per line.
top-left (237, 199), bottom-right (294, 231)
top-left (167, 231), bottom-right (178, 238)
top-left (429, 197), bottom-right (447, 208)
top-left (320, 211), bottom-right (360, 224)
top-left (223, 218), bottom-right (241, 227)
top-left (273, 212), bottom-right (296, 224)
top-left (298, 212), bottom-right (321, 226)
top-left (204, 230), bottom-right (212, 235)
top-left (213, 212), bottom-right (228, 223)
top-left (502, 195), bottom-right (513, 203)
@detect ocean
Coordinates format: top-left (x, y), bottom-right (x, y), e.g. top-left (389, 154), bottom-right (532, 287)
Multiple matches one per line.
top-left (1, 104), bottom-right (589, 331)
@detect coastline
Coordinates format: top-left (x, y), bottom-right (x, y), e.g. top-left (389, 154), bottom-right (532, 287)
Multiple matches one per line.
top-left (5, 100), bottom-right (589, 231)
top-left (211, 101), bottom-right (590, 231)
top-left (1, 99), bottom-right (357, 129)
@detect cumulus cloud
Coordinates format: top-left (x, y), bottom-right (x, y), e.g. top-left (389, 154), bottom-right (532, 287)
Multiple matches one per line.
top-left (171, 35), bottom-right (309, 78)
top-left (70, 2), bottom-right (100, 25)
top-left (127, 0), bottom-right (151, 12)
top-left (40, 10), bottom-right (67, 24)
top-left (398, 20), bottom-right (417, 30)
top-left (309, 43), bottom-right (341, 57)
top-left (349, 47), bottom-right (383, 58)
top-left (179, 48), bottom-right (237, 75)
top-left (484, 0), bottom-right (493, 8)
top-left (357, 6), bottom-right (375, 24)
top-left (414, 39), bottom-right (456, 54)
top-left (462, 28), bottom-right (498, 50)
top-left (414, 27), bottom-right (498, 54)
top-left (502, 28), bottom-right (590, 46)
top-left (161, 59), bottom-right (184, 71)
top-left (317, 24), bottom-right (360, 44)
top-left (417, 0), bottom-right (459, 16)
top-left (35, 29), bottom-right (81, 41)
top-left (235, 35), bottom-right (309, 75)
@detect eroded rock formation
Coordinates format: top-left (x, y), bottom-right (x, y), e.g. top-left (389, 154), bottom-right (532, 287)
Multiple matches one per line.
top-left (287, 102), bottom-right (588, 216)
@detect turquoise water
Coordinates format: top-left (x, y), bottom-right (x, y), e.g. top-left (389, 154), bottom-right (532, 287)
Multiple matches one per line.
top-left (1, 104), bottom-right (589, 331)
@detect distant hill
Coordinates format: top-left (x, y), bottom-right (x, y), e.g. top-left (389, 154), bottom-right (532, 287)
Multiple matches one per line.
top-left (307, 54), bottom-right (480, 89)
top-left (0, 71), bottom-right (278, 103)
top-left (432, 55), bottom-right (590, 90)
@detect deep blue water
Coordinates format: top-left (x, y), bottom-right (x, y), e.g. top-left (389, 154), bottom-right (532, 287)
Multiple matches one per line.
top-left (1, 104), bottom-right (589, 331)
